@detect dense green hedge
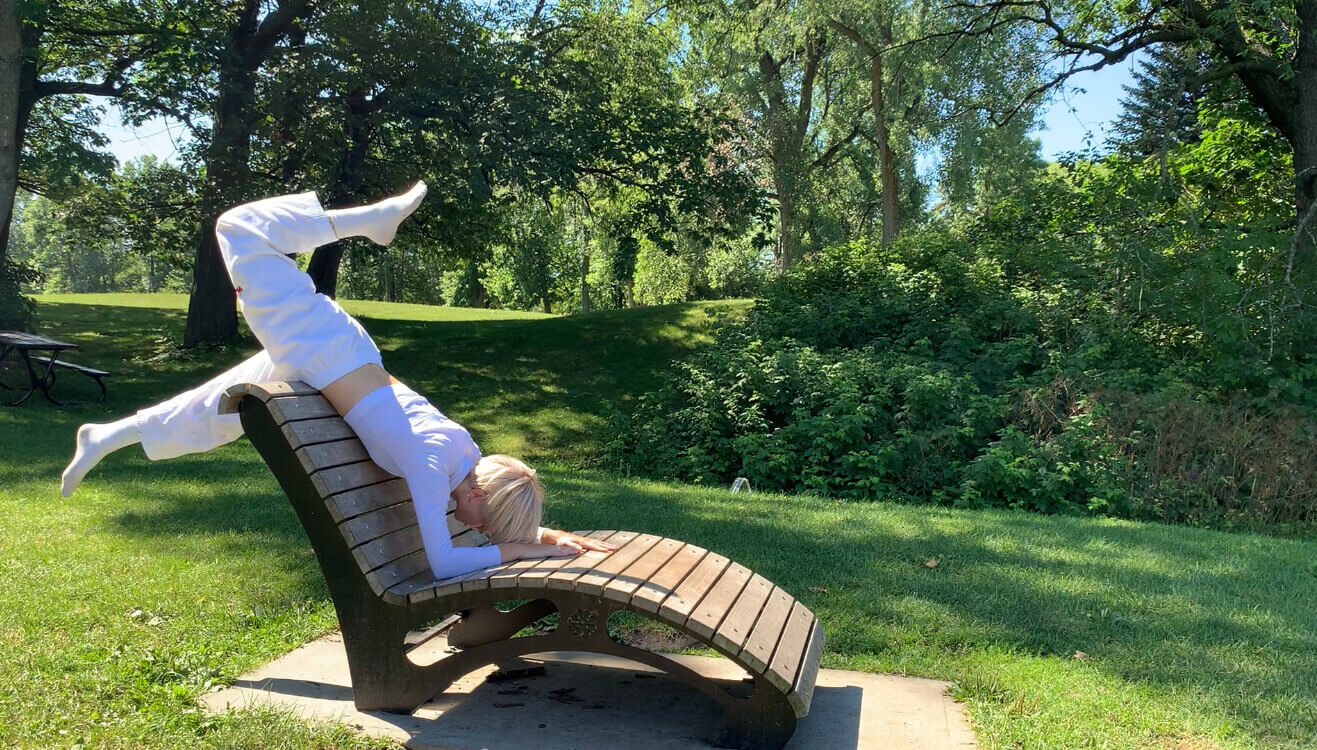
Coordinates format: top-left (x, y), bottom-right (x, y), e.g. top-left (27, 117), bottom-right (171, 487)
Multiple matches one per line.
top-left (606, 237), bottom-right (1316, 533)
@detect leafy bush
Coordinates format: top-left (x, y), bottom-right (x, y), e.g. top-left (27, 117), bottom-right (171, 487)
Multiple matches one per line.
top-left (0, 259), bottom-right (41, 330)
top-left (606, 234), bottom-right (1316, 533)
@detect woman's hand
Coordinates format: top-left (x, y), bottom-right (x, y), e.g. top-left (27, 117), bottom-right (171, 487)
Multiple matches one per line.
top-left (539, 528), bottom-right (619, 553)
top-left (500, 542), bottom-right (582, 561)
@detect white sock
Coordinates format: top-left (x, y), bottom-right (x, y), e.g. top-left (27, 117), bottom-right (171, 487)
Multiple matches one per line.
top-left (61, 417), bottom-right (141, 498)
top-left (325, 181), bottom-right (428, 246)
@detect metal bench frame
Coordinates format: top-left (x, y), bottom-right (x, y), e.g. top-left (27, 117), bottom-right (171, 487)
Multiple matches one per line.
top-left (220, 381), bottom-right (823, 749)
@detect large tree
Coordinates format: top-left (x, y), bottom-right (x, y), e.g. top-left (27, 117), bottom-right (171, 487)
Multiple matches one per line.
top-left (0, 0), bottom-right (173, 264)
top-left (949, 0), bottom-right (1317, 286)
top-left (178, 0), bottom-right (315, 347)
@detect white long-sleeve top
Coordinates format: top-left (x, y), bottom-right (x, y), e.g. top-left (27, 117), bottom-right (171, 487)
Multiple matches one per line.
top-left (343, 382), bottom-right (502, 579)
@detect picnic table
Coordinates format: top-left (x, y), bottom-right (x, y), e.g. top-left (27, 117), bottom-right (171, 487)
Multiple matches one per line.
top-left (0, 331), bottom-right (109, 406)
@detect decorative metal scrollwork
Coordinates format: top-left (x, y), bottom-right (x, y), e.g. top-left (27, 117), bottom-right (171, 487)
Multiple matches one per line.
top-left (567, 608), bottom-right (598, 638)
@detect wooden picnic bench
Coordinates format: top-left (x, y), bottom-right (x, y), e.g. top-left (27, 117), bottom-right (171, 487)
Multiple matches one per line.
top-left (218, 381), bottom-right (824, 749)
top-left (29, 356), bottom-right (111, 402)
top-left (0, 330), bottom-right (110, 405)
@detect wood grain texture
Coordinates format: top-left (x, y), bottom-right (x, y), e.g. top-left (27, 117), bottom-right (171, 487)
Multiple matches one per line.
top-left (739, 586), bottom-right (794, 674)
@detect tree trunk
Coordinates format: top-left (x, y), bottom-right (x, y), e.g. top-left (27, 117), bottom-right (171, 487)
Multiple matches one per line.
top-left (580, 247), bottom-right (591, 314)
top-left (871, 55), bottom-right (900, 246)
top-left (306, 241), bottom-right (345, 297)
top-left (775, 175), bottom-right (798, 272)
top-left (182, 58), bottom-right (260, 347)
top-left (182, 0), bottom-right (311, 347)
top-left (308, 90), bottom-right (374, 298)
top-left (0, 0), bottom-right (20, 263)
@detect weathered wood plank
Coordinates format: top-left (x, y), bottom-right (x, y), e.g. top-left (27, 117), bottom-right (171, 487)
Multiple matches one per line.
top-left (311, 461), bottom-right (395, 498)
top-left (787, 620), bottom-right (825, 717)
top-left (350, 525), bottom-right (424, 573)
top-left (325, 478), bottom-right (409, 522)
top-left (544, 531), bottom-right (637, 591)
top-left (488, 555), bottom-right (559, 588)
top-left (767, 601), bottom-right (815, 694)
top-left (295, 439), bottom-right (370, 475)
top-left (601, 538), bottom-right (684, 604)
top-left (572, 534), bottom-right (663, 596)
top-left (686, 562), bottom-right (752, 640)
top-left (423, 565), bottom-right (496, 600)
top-left (658, 552), bottom-right (731, 623)
top-left (265, 394), bottom-right (337, 425)
top-left (219, 381), bottom-right (319, 413)
top-left (710, 573), bottom-right (774, 656)
top-left (515, 531), bottom-right (613, 586)
top-left (339, 502), bottom-right (418, 547)
top-left (630, 543), bottom-right (708, 614)
top-left (384, 568), bottom-right (441, 605)
top-left (739, 586), bottom-right (794, 674)
top-left (364, 549), bottom-right (429, 597)
top-left (281, 417), bottom-right (355, 449)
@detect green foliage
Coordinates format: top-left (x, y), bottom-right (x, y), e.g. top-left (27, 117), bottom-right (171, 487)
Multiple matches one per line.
top-left (609, 119), bottom-right (1317, 533)
top-left (0, 256), bottom-right (41, 329)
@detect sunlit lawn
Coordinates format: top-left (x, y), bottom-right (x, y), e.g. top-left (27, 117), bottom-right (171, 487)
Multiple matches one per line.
top-left (0, 294), bottom-right (1312, 748)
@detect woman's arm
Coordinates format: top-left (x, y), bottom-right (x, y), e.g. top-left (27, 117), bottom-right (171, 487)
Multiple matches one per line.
top-left (497, 542), bottom-right (581, 561)
top-left (537, 528), bottom-right (619, 553)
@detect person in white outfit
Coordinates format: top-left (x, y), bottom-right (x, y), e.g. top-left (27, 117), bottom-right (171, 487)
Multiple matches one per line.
top-left (60, 184), bottom-right (616, 578)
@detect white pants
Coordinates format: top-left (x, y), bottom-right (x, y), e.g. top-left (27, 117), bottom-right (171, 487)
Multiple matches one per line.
top-left (135, 350), bottom-right (284, 460)
top-left (132, 191), bottom-right (501, 578)
top-left (136, 191), bottom-right (383, 459)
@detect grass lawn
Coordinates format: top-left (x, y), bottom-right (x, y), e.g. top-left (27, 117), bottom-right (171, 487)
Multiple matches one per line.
top-left (1, 293), bottom-right (1314, 749)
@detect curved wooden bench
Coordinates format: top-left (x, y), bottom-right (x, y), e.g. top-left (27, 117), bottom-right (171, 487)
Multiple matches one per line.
top-left (219, 381), bottom-right (823, 749)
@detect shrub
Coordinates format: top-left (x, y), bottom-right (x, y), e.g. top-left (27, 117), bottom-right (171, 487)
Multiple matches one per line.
top-left (606, 235), bottom-right (1316, 533)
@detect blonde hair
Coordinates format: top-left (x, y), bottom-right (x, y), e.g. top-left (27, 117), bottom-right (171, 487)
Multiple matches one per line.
top-left (474, 454), bottom-right (544, 544)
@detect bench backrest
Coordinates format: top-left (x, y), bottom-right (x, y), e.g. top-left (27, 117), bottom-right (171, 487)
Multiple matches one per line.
top-left (219, 382), bottom-right (489, 598)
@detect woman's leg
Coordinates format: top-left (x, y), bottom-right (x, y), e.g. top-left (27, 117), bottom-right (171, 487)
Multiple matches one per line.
top-left (213, 184), bottom-right (426, 390)
top-left (61, 350), bottom-right (282, 496)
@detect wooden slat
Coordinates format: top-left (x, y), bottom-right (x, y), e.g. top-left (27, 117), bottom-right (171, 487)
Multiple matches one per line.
top-left (487, 556), bottom-right (557, 588)
top-left (310, 460), bottom-right (395, 498)
top-left (787, 620), bottom-right (825, 717)
top-left (766, 601), bottom-right (815, 693)
top-left (424, 565), bottom-right (498, 600)
top-left (658, 552), bottom-right (731, 623)
top-left (350, 525), bottom-right (423, 572)
top-left (630, 543), bottom-right (707, 613)
top-left (265, 394), bottom-right (337, 425)
top-left (601, 538), bottom-right (683, 604)
top-left (295, 438), bottom-right (370, 474)
top-left (515, 531), bottom-right (614, 586)
top-left (544, 531), bottom-right (639, 591)
top-left (364, 549), bottom-right (429, 597)
top-left (325, 478), bottom-right (409, 522)
top-left (572, 534), bottom-right (663, 596)
top-left (339, 503), bottom-right (417, 547)
top-left (281, 416), bottom-right (355, 449)
top-left (219, 381), bottom-right (320, 413)
top-left (385, 567), bottom-right (441, 604)
top-left (710, 573), bottom-right (774, 655)
top-left (686, 562), bottom-right (752, 639)
top-left (739, 586), bottom-right (794, 674)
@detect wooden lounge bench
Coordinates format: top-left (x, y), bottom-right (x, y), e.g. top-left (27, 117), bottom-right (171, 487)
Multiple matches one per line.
top-left (30, 355), bottom-right (111, 402)
top-left (218, 381), bottom-right (824, 749)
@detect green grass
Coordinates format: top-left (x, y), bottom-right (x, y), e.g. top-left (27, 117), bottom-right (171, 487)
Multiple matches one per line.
top-left (2, 293), bottom-right (1315, 749)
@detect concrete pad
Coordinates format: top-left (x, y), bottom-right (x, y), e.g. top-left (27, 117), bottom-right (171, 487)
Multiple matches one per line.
top-left (202, 631), bottom-right (976, 749)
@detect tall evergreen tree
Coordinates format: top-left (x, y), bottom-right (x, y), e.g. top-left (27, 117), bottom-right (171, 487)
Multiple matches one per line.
top-left (1110, 44), bottom-right (1210, 157)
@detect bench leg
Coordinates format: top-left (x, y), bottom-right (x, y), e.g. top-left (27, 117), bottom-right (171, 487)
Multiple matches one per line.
top-left (349, 593), bottom-right (799, 749)
top-left (445, 599), bottom-right (556, 649)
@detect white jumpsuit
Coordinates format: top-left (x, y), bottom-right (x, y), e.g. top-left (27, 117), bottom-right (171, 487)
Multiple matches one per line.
top-left (134, 192), bottom-right (501, 579)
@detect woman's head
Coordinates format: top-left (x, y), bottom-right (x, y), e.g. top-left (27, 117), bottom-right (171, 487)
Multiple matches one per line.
top-left (450, 454), bottom-right (543, 543)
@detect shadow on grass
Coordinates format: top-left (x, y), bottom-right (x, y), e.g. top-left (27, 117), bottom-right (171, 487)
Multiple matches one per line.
top-left (540, 471), bottom-right (1317, 744)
